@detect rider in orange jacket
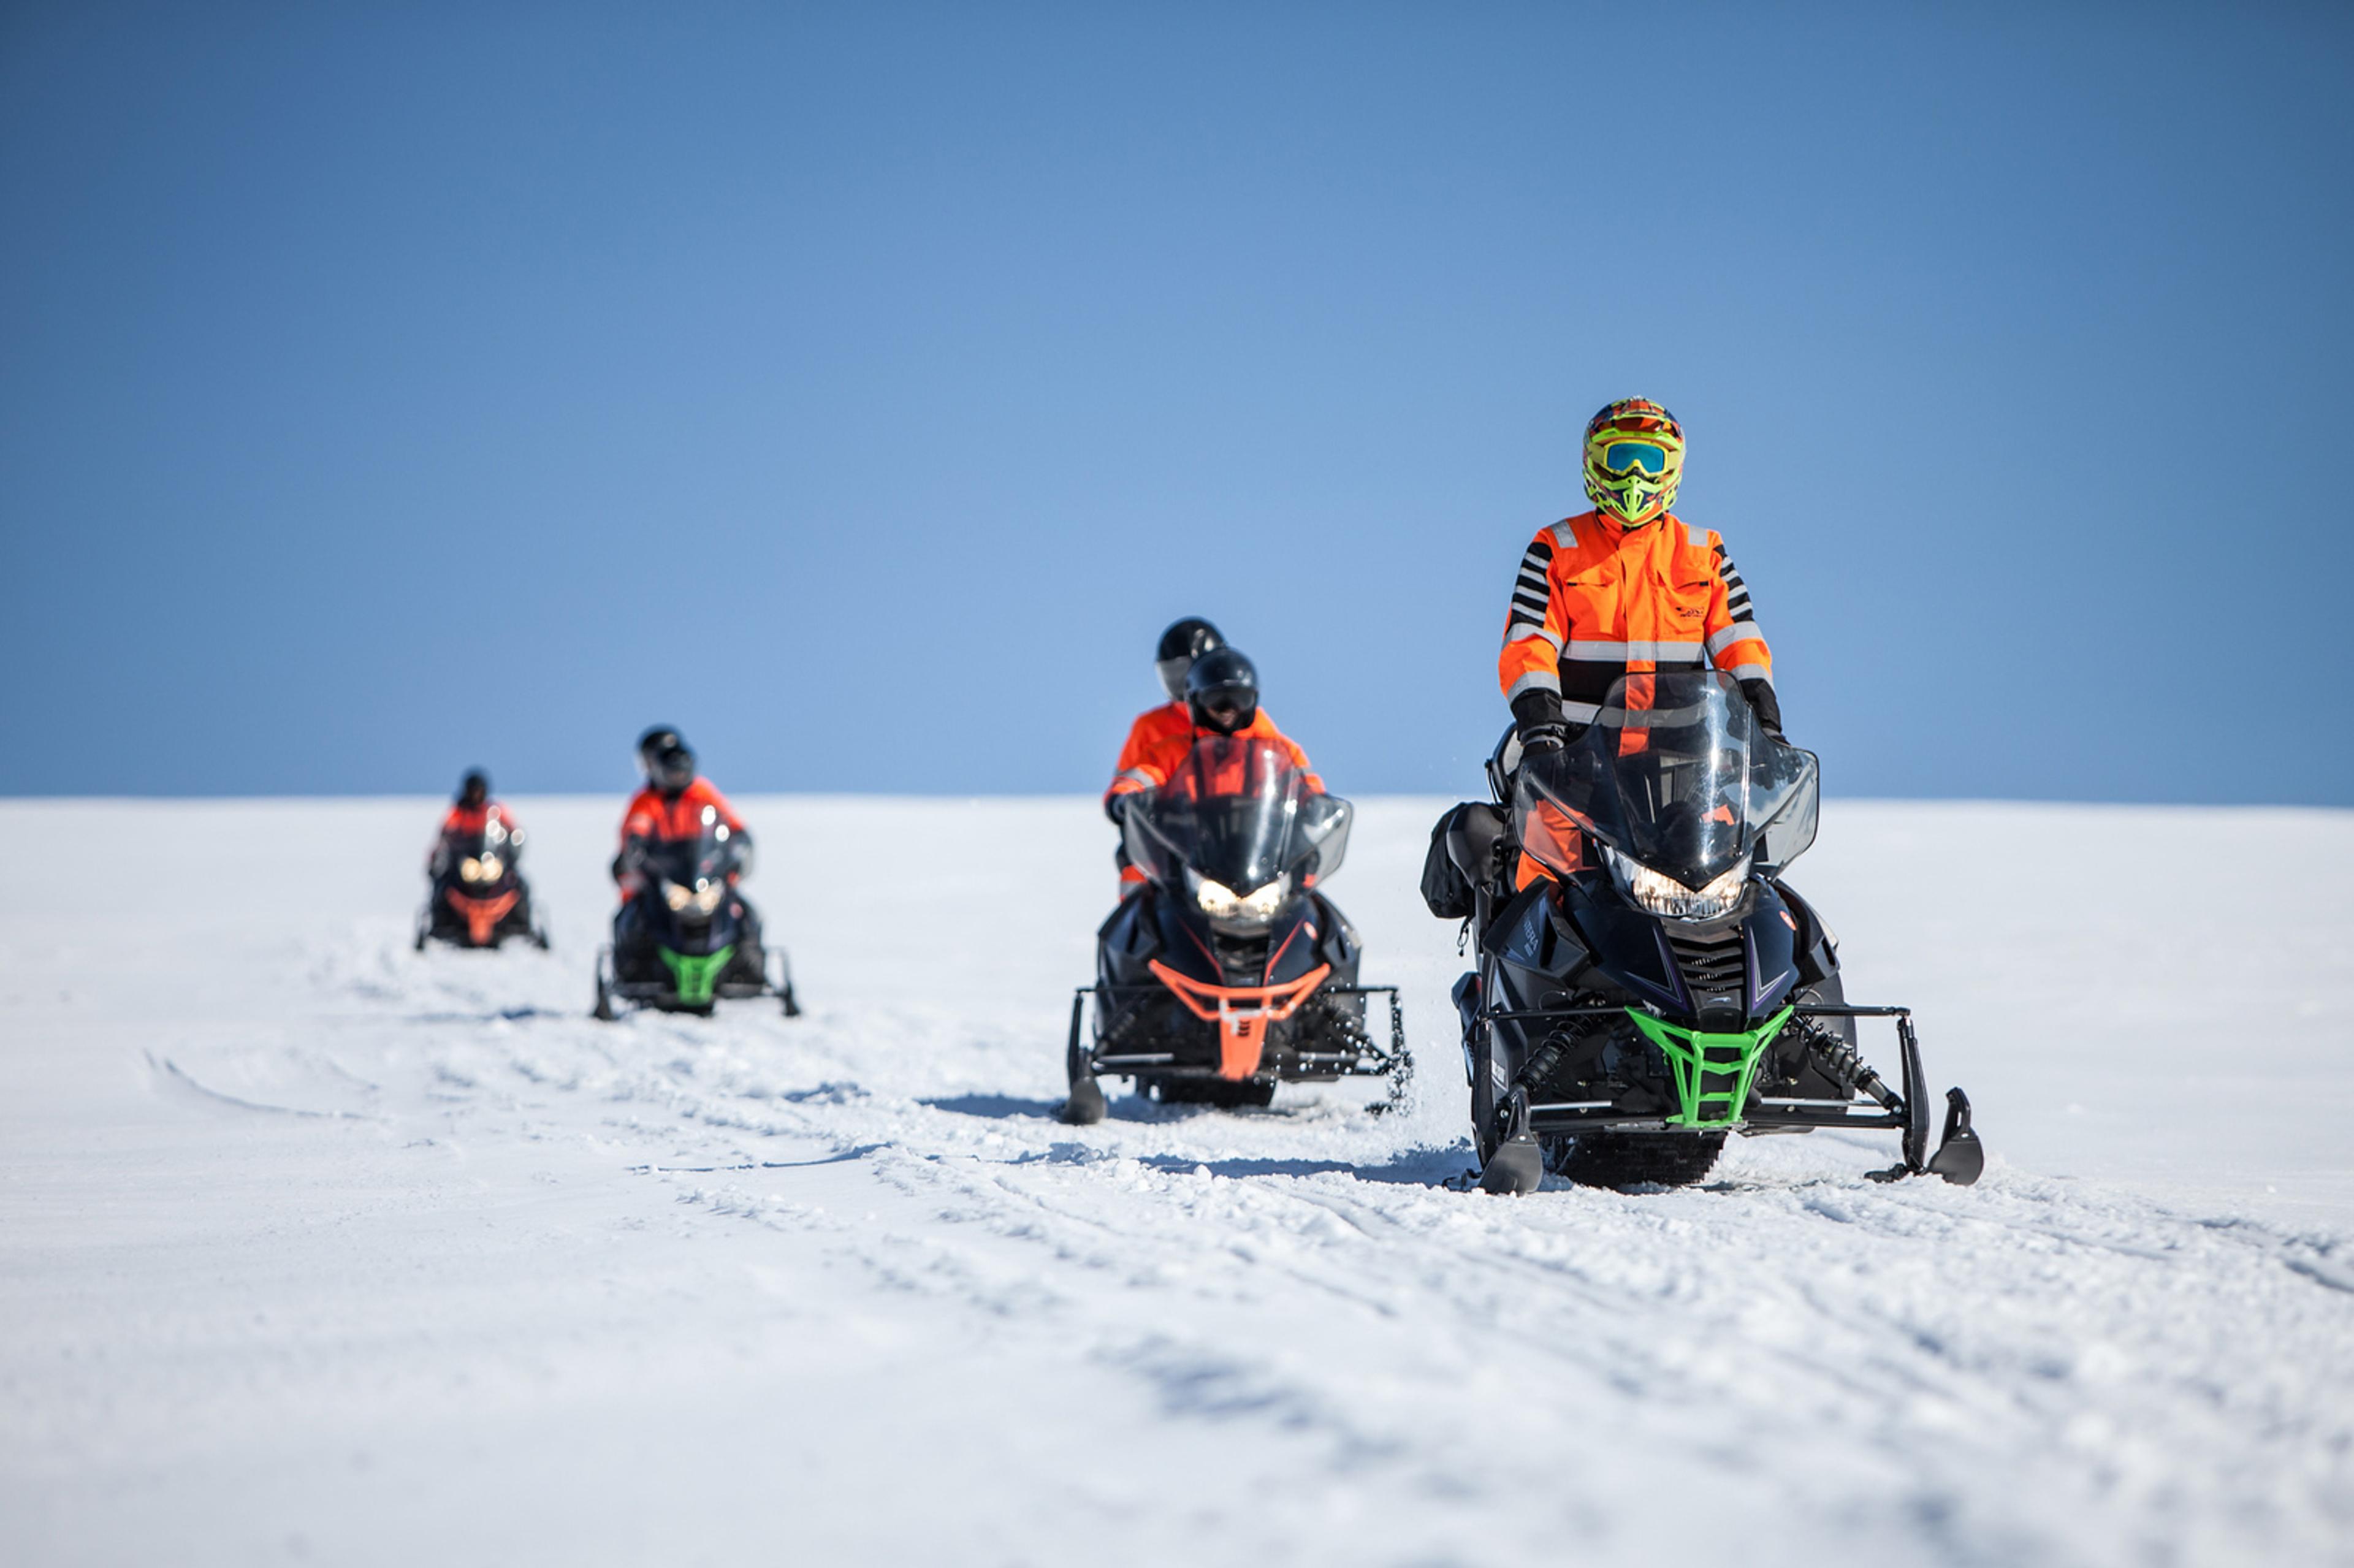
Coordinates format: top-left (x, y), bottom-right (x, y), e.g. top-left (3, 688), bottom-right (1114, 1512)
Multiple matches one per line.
top-left (1108, 647), bottom-right (1324, 811)
top-left (1499, 399), bottom-right (1779, 882)
top-left (1108, 618), bottom-right (1306, 887)
top-left (427, 770), bottom-right (521, 878)
top-left (1106, 618), bottom-right (1226, 807)
top-left (614, 728), bottom-right (750, 903)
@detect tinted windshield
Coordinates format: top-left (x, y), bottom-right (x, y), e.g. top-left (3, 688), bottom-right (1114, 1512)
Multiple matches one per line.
top-left (1122, 737), bottom-right (1351, 894)
top-left (441, 812), bottom-right (522, 864)
top-left (642, 816), bottom-right (741, 888)
top-left (1514, 670), bottom-right (1818, 886)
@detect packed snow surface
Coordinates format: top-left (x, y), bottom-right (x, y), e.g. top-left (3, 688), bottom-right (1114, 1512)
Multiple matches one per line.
top-left (4, 796), bottom-right (2352, 1566)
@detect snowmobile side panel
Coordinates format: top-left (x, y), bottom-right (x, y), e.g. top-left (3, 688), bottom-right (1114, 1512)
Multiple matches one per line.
top-left (1561, 880), bottom-right (1685, 1015)
top-left (1773, 879), bottom-right (1842, 988)
top-left (1740, 886), bottom-right (1801, 1019)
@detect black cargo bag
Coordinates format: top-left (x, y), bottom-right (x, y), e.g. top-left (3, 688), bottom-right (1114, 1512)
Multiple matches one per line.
top-left (1420, 801), bottom-right (1510, 919)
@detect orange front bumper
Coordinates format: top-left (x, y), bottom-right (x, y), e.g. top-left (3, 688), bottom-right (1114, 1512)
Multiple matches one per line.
top-left (1146, 959), bottom-right (1333, 1080)
top-left (445, 887), bottom-right (520, 945)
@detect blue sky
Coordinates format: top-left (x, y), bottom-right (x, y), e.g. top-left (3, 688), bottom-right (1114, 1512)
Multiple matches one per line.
top-left (4, 2), bottom-right (2348, 802)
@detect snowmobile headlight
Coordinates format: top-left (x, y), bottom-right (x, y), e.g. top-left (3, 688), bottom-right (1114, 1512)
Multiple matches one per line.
top-left (691, 880), bottom-right (725, 915)
top-left (663, 880), bottom-right (694, 912)
top-left (459, 857), bottom-right (482, 882)
top-left (1186, 869), bottom-right (1290, 923)
top-left (1604, 846), bottom-right (1750, 920)
top-left (475, 853), bottom-right (502, 882)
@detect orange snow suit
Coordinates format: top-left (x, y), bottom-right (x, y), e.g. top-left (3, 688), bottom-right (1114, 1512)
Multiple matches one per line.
top-left (1500, 511), bottom-right (1772, 888)
top-left (1498, 510), bottom-right (1772, 720)
top-left (1108, 710), bottom-right (1324, 801)
top-left (617, 778), bottom-right (747, 900)
top-left (436, 802), bottom-right (517, 839)
top-left (1106, 706), bottom-right (1322, 885)
top-left (428, 802), bottom-right (519, 873)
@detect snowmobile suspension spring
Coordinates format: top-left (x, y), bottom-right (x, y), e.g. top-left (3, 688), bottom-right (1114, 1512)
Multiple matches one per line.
top-left (1795, 1018), bottom-right (1899, 1110)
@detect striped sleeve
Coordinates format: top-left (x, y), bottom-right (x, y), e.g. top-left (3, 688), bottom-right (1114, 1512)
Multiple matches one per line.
top-left (1507, 533), bottom-right (1555, 641)
top-left (1499, 530), bottom-right (1565, 701)
top-left (1701, 542), bottom-right (1773, 685)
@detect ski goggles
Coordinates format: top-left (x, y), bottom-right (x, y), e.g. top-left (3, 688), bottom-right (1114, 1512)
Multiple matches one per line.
top-left (644, 745), bottom-right (696, 789)
top-left (1594, 439), bottom-right (1674, 476)
top-left (1195, 690), bottom-right (1255, 725)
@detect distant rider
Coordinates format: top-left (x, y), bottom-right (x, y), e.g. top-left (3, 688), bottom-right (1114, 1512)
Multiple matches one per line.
top-left (1107, 647), bottom-right (1325, 818)
top-left (1498, 398), bottom-right (1779, 881)
top-left (612, 728), bottom-right (755, 971)
top-left (1105, 617), bottom-right (1230, 887)
top-left (427, 769), bottom-right (521, 881)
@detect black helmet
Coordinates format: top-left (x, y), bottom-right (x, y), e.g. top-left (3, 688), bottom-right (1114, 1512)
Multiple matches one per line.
top-left (1155, 617), bottom-right (1225, 703)
top-left (457, 770), bottom-right (490, 807)
top-left (636, 726), bottom-right (695, 795)
top-left (1184, 646), bottom-right (1259, 735)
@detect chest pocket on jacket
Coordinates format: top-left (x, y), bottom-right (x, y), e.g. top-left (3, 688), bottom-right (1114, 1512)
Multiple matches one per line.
top-left (1555, 562), bottom-right (1621, 634)
top-left (1662, 549), bottom-right (1720, 631)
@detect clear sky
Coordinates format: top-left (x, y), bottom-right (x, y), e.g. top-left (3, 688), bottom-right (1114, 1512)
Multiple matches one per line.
top-left (4, 2), bottom-right (2348, 803)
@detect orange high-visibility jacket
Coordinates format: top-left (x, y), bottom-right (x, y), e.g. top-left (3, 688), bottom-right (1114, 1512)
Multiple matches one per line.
top-left (1499, 511), bottom-right (1772, 721)
top-left (616, 778), bottom-right (747, 900)
top-left (620, 778), bottom-right (746, 845)
top-left (1106, 708), bottom-right (1325, 800)
top-left (1105, 702), bottom-right (1195, 808)
top-left (436, 802), bottom-right (517, 839)
top-left (428, 802), bottom-right (519, 872)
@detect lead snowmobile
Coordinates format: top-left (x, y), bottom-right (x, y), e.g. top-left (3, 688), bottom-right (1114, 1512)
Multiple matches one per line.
top-left (593, 814), bottom-right (799, 1019)
top-left (1063, 737), bottom-right (1408, 1122)
top-left (1430, 669), bottom-right (1983, 1193)
top-left (416, 813), bottom-right (547, 951)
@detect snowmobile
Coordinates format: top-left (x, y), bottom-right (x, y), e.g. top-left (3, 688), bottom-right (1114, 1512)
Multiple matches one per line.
top-left (1063, 736), bottom-right (1408, 1122)
top-left (416, 815), bottom-right (548, 951)
top-left (592, 812), bottom-right (799, 1019)
top-left (1432, 669), bottom-right (1983, 1193)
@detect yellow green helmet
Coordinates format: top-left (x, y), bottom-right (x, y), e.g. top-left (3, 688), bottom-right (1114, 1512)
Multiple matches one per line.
top-left (1582, 398), bottom-right (1685, 526)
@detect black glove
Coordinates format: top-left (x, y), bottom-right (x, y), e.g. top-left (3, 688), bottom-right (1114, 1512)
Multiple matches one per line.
top-left (1740, 679), bottom-right (1786, 742)
top-left (1105, 792), bottom-right (1133, 826)
top-left (1509, 688), bottom-right (1569, 759)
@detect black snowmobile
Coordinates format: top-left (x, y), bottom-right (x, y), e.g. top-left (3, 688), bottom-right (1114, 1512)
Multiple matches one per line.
top-left (593, 813), bottom-right (799, 1018)
top-left (1063, 736), bottom-right (1408, 1122)
top-left (1426, 669), bottom-right (1983, 1193)
top-left (416, 815), bottom-right (547, 951)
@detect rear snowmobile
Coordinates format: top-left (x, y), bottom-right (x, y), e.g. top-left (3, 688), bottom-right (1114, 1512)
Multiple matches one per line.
top-left (416, 815), bottom-right (547, 951)
top-left (593, 812), bottom-right (799, 1019)
top-left (1432, 669), bottom-right (1983, 1194)
top-left (1063, 737), bottom-right (1408, 1122)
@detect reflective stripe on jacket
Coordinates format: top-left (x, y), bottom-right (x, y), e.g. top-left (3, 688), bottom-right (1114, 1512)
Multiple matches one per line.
top-left (1106, 702), bottom-right (1197, 807)
top-left (1498, 510), bottom-right (1772, 718)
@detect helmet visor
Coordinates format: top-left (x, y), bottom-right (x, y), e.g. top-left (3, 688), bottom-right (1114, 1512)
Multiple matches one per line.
top-left (647, 746), bottom-right (695, 791)
top-left (1196, 690), bottom-right (1255, 730)
top-left (1598, 440), bottom-right (1670, 476)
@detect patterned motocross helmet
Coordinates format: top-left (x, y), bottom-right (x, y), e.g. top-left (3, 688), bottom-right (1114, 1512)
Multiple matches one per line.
top-left (1582, 398), bottom-right (1685, 527)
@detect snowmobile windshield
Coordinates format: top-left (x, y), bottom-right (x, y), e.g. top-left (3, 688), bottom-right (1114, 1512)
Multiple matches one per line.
top-left (440, 813), bottom-right (520, 880)
top-left (638, 815), bottom-right (744, 893)
top-left (1514, 670), bottom-right (1818, 888)
top-left (1121, 738), bottom-right (1351, 897)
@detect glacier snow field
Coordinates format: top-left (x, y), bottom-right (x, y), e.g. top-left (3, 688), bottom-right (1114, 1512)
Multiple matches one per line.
top-left (2, 796), bottom-right (2351, 1567)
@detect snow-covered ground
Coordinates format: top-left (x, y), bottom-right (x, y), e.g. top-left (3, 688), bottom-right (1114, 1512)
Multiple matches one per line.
top-left (3, 795), bottom-right (2351, 1567)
